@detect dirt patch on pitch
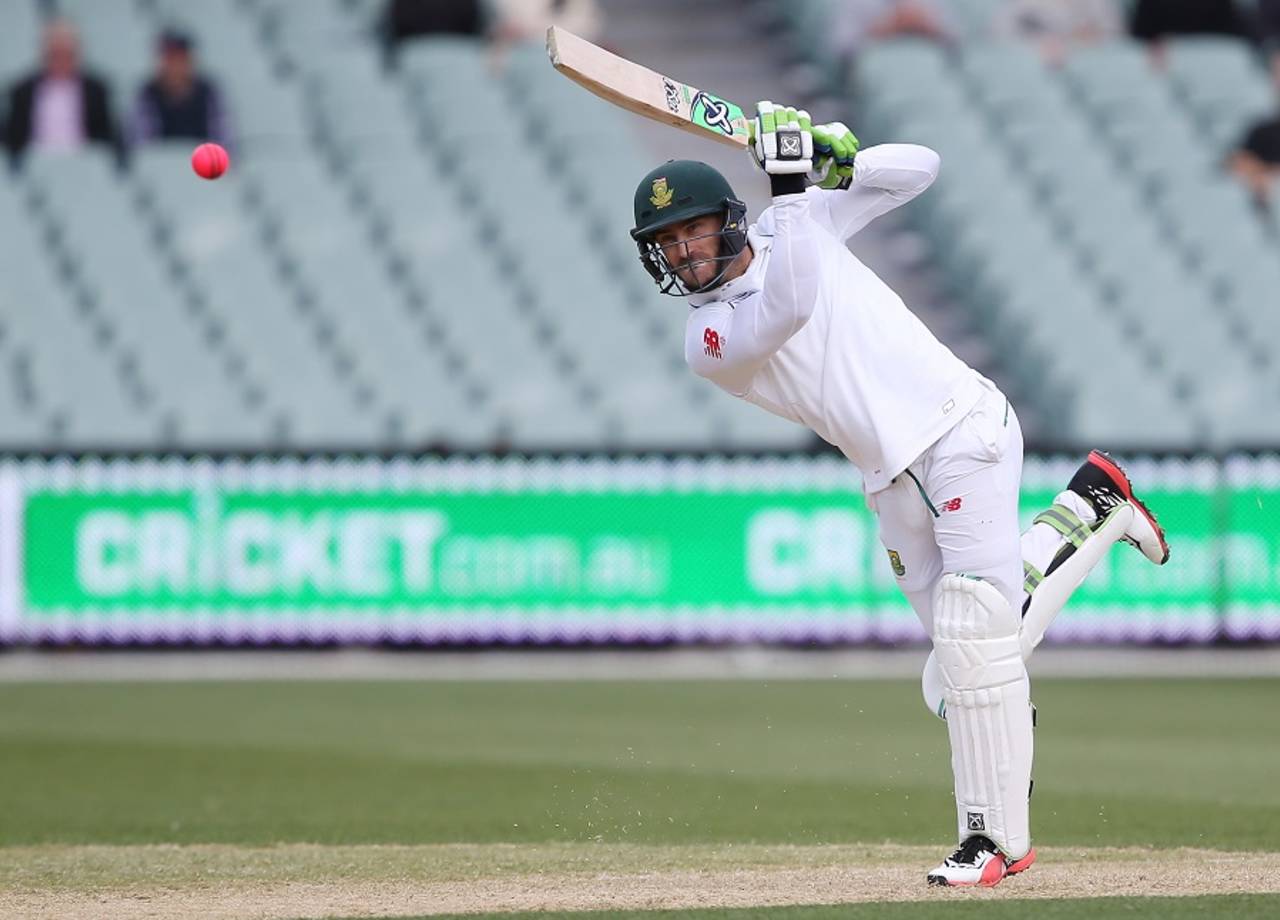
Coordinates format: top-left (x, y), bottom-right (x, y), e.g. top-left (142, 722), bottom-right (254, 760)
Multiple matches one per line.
top-left (2, 843), bottom-right (1278, 919)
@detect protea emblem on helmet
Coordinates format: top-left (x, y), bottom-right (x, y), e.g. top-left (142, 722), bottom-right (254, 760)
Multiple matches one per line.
top-left (649, 177), bottom-right (674, 209)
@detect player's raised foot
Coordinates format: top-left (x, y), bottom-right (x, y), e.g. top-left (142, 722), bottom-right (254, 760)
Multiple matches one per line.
top-left (1067, 450), bottom-right (1170, 565)
top-left (926, 836), bottom-right (1030, 888)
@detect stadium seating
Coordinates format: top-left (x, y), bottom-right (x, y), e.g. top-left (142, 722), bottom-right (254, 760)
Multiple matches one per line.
top-left (0, 0), bottom-right (812, 452)
top-left (837, 24), bottom-right (1280, 449)
top-left (2, 0), bottom-right (1277, 453)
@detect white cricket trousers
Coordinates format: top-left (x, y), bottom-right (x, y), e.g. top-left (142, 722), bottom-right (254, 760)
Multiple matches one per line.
top-left (867, 380), bottom-right (1025, 632)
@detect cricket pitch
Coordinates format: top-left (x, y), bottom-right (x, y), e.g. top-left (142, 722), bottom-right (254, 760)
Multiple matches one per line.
top-left (4, 843), bottom-right (1280, 919)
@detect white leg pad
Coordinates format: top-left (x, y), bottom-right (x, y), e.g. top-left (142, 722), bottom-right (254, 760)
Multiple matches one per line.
top-left (933, 573), bottom-right (1033, 859)
top-left (923, 503), bottom-right (1137, 720)
top-left (922, 650), bottom-right (947, 720)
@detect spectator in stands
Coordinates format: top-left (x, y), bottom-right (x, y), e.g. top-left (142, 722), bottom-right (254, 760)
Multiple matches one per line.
top-left (992, 0), bottom-right (1123, 67)
top-left (491, 0), bottom-right (603, 45)
top-left (127, 29), bottom-right (232, 149)
top-left (382, 0), bottom-right (485, 48)
top-left (1259, 0), bottom-right (1280, 81)
top-left (488, 0), bottom-right (603, 72)
top-left (1129, 0), bottom-right (1253, 69)
top-left (835, 0), bottom-right (957, 54)
top-left (1229, 110), bottom-right (1280, 210)
top-left (3, 19), bottom-right (119, 164)
top-left (832, 0), bottom-right (957, 85)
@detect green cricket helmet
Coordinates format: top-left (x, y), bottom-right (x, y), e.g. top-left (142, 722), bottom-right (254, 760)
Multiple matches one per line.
top-left (630, 159), bottom-right (747, 296)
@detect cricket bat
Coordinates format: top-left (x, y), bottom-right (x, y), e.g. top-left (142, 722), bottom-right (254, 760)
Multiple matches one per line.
top-left (546, 25), bottom-right (751, 148)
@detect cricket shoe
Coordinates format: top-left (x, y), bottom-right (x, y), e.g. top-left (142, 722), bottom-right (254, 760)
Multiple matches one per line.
top-left (926, 835), bottom-right (1036, 888)
top-left (1067, 450), bottom-right (1170, 565)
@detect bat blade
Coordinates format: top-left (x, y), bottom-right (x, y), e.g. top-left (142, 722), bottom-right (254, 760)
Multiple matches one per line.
top-left (546, 26), bottom-right (751, 149)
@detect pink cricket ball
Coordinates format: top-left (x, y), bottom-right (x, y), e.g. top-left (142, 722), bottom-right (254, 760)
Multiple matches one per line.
top-left (191, 142), bottom-right (230, 180)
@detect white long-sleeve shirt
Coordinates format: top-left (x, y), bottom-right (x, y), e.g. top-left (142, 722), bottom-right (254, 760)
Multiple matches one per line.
top-left (684, 144), bottom-right (986, 494)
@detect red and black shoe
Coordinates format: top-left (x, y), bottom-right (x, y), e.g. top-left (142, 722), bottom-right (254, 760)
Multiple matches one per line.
top-left (1067, 450), bottom-right (1170, 565)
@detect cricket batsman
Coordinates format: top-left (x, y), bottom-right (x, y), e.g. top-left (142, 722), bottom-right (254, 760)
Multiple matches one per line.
top-left (628, 103), bottom-right (1171, 887)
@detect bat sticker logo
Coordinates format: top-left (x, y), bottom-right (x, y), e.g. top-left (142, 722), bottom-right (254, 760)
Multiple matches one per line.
top-left (663, 78), bottom-right (681, 114)
top-left (692, 91), bottom-right (735, 136)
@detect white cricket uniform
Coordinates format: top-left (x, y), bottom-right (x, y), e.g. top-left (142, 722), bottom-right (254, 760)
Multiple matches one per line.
top-left (683, 144), bottom-right (1025, 619)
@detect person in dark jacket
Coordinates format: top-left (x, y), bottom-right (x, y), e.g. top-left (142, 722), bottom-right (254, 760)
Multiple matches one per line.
top-left (1129, 0), bottom-right (1254, 68)
top-left (3, 19), bottom-right (120, 163)
top-left (1130, 0), bottom-right (1250, 40)
top-left (1259, 0), bottom-right (1280, 81)
top-left (381, 0), bottom-right (486, 57)
top-left (127, 29), bottom-right (232, 149)
top-left (1230, 111), bottom-right (1280, 208)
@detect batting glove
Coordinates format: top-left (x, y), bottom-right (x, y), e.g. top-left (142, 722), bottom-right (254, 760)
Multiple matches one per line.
top-left (749, 101), bottom-right (814, 175)
top-left (810, 121), bottom-right (859, 190)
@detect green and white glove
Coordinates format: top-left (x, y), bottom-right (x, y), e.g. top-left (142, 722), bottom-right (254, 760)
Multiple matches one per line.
top-left (749, 101), bottom-right (814, 175)
top-left (810, 121), bottom-right (860, 190)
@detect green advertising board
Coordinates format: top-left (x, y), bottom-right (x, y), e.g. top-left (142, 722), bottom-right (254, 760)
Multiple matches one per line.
top-left (1, 456), bottom-right (1277, 644)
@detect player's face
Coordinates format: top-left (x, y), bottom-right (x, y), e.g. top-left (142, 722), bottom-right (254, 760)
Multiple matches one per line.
top-left (653, 214), bottom-right (723, 290)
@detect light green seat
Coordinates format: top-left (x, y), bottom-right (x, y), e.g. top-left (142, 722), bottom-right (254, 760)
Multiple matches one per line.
top-left (31, 171), bottom-right (237, 423)
top-left (222, 75), bottom-right (309, 141)
top-left (502, 40), bottom-right (551, 87)
top-left (1069, 373), bottom-right (1199, 447)
top-left (245, 157), bottom-right (350, 221)
top-left (1111, 269), bottom-right (1243, 379)
top-left (268, 237), bottom-right (476, 431)
top-left (0, 0), bottom-right (40, 86)
top-left (1160, 180), bottom-right (1267, 257)
top-left (1166, 36), bottom-right (1261, 87)
top-left (397, 38), bottom-right (488, 83)
top-left (259, 0), bottom-right (355, 56)
top-left (424, 270), bottom-right (581, 423)
top-left (167, 400), bottom-right (273, 446)
top-left (713, 395), bottom-right (813, 451)
top-left (959, 42), bottom-right (1050, 84)
top-left (0, 355), bottom-right (47, 445)
top-left (1063, 45), bottom-right (1173, 125)
top-left (62, 0), bottom-right (153, 86)
top-left (0, 246), bottom-right (155, 446)
top-left (1217, 259), bottom-right (1280, 344)
top-left (152, 0), bottom-right (242, 22)
top-left (1209, 399), bottom-right (1280, 448)
top-left (858, 39), bottom-right (950, 84)
top-left (1175, 70), bottom-right (1272, 119)
top-left (304, 53), bottom-right (411, 140)
top-left (1063, 43), bottom-right (1151, 86)
top-left (601, 394), bottom-right (718, 452)
top-left (276, 398), bottom-right (387, 448)
top-left (23, 147), bottom-right (118, 195)
top-left (136, 152), bottom-right (361, 434)
top-left (783, 0), bottom-right (843, 80)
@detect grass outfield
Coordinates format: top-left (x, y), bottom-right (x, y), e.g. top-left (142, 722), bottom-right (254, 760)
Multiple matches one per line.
top-left (0, 677), bottom-right (1276, 918)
